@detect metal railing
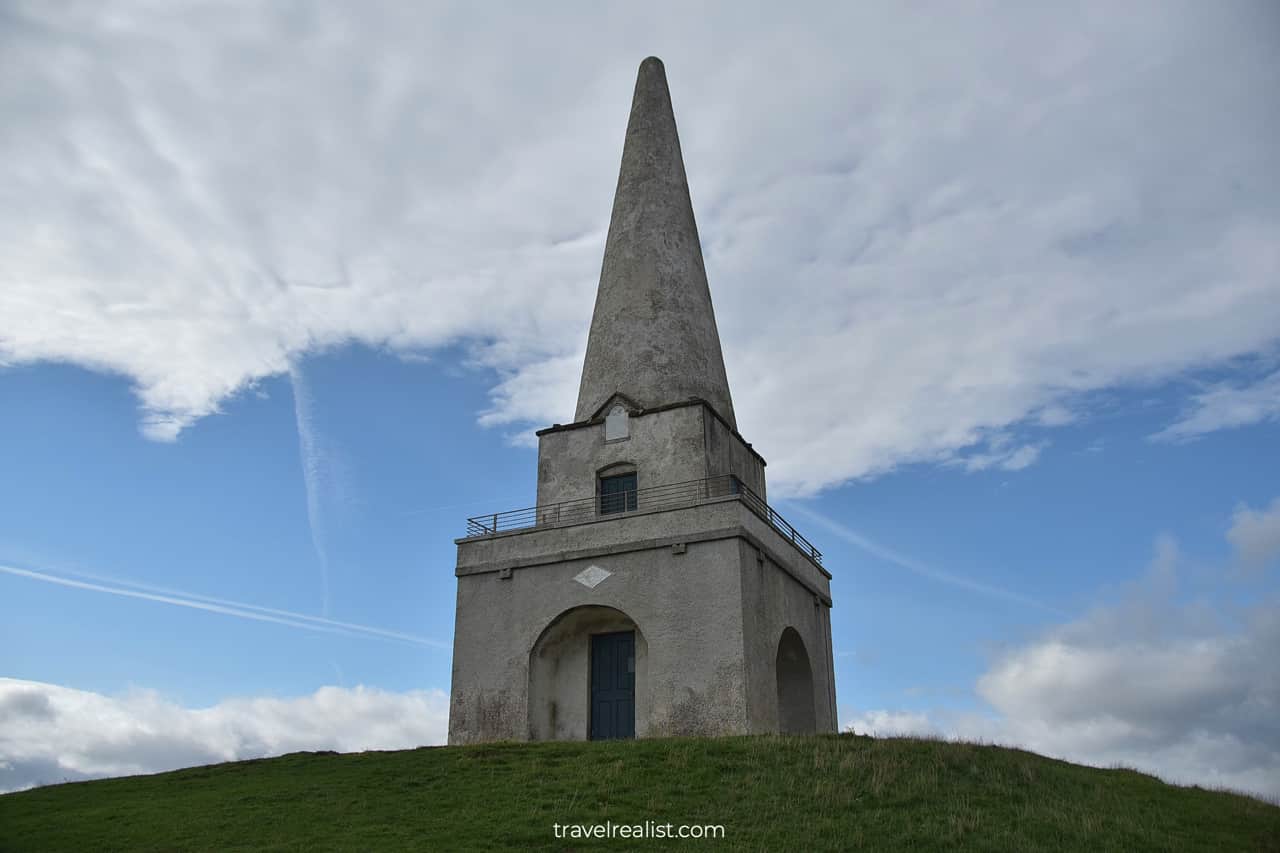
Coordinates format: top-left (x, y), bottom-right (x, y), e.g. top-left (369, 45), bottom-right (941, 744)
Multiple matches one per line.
top-left (464, 474), bottom-right (823, 566)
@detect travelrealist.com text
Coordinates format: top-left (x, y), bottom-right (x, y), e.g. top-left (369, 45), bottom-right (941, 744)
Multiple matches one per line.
top-left (552, 821), bottom-right (726, 840)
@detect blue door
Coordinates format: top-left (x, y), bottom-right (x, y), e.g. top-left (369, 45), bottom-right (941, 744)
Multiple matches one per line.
top-left (590, 631), bottom-right (635, 740)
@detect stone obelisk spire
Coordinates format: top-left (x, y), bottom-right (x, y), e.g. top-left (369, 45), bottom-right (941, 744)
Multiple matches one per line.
top-left (574, 57), bottom-right (737, 429)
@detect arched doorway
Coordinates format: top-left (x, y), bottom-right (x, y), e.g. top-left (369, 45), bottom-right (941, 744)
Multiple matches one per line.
top-left (528, 605), bottom-right (648, 741)
top-left (775, 627), bottom-right (816, 734)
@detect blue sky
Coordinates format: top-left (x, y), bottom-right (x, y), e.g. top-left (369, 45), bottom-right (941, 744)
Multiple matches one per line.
top-left (2, 0), bottom-right (1279, 798)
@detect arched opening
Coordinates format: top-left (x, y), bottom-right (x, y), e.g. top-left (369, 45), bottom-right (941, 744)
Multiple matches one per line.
top-left (528, 605), bottom-right (648, 741)
top-left (775, 627), bottom-right (816, 734)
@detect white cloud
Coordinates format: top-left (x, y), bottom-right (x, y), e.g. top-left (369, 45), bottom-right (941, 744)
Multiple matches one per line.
top-left (948, 433), bottom-right (1047, 473)
top-left (846, 537), bottom-right (1280, 799)
top-left (0, 678), bottom-right (448, 793)
top-left (847, 710), bottom-right (941, 738)
top-left (1153, 369), bottom-right (1280, 443)
top-left (2, 3), bottom-right (1278, 495)
top-left (1227, 497), bottom-right (1280, 571)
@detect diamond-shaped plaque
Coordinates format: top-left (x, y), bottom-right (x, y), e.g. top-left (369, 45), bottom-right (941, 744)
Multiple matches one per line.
top-left (573, 565), bottom-right (612, 589)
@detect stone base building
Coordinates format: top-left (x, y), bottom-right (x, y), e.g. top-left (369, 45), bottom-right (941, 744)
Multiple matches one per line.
top-left (448, 57), bottom-right (836, 743)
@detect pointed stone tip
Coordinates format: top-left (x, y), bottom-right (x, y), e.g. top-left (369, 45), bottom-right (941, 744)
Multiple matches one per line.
top-left (575, 49), bottom-right (737, 429)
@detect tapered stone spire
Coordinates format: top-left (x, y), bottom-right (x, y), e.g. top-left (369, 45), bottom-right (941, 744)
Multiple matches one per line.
top-left (575, 57), bottom-right (737, 428)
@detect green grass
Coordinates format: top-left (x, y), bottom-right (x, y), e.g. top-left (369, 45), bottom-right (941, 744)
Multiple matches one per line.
top-left (2, 735), bottom-right (1277, 851)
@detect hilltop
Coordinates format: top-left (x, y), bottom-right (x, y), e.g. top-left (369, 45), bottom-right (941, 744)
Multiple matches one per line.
top-left (1, 734), bottom-right (1276, 851)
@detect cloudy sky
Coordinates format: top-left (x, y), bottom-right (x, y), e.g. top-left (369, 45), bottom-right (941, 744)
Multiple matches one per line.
top-left (2, 0), bottom-right (1278, 798)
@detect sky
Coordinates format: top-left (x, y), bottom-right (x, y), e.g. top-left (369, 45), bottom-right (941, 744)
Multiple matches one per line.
top-left (2, 0), bottom-right (1279, 799)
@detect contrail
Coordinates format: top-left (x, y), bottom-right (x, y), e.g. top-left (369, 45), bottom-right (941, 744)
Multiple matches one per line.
top-left (289, 363), bottom-right (331, 616)
top-left (784, 503), bottom-right (1064, 615)
top-left (0, 563), bottom-right (448, 649)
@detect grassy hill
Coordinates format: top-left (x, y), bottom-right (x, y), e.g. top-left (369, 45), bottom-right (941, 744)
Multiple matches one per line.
top-left (1, 734), bottom-right (1276, 852)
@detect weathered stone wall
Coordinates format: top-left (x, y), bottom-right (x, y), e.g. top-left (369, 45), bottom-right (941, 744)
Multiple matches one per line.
top-left (448, 527), bottom-right (750, 744)
top-left (536, 402), bottom-right (768, 509)
top-left (702, 405), bottom-right (767, 501)
top-left (536, 405), bottom-right (707, 508)
top-left (738, 537), bottom-right (838, 735)
top-left (448, 500), bottom-right (835, 744)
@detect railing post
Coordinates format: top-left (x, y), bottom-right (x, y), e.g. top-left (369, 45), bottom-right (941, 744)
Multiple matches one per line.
top-left (492, 513), bottom-right (498, 534)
